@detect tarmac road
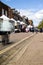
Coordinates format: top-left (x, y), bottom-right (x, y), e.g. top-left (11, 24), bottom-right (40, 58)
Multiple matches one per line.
top-left (0, 32), bottom-right (32, 50)
top-left (7, 33), bottom-right (43, 65)
top-left (0, 32), bottom-right (35, 65)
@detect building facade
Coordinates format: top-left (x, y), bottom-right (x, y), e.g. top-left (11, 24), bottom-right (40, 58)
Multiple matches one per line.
top-left (29, 20), bottom-right (33, 25)
top-left (0, 1), bottom-right (33, 26)
top-left (0, 1), bottom-right (12, 18)
top-left (0, 1), bottom-right (22, 20)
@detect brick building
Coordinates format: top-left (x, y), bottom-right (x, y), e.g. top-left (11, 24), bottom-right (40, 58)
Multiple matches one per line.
top-left (0, 1), bottom-right (12, 18)
top-left (0, 1), bottom-right (33, 26)
top-left (0, 1), bottom-right (22, 20)
top-left (12, 9), bottom-right (22, 20)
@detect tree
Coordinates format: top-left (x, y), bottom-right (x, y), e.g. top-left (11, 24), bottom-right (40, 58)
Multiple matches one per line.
top-left (38, 20), bottom-right (43, 29)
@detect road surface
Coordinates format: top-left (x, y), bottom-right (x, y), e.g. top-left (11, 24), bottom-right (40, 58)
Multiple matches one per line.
top-left (7, 33), bottom-right (43, 65)
top-left (0, 32), bottom-right (32, 50)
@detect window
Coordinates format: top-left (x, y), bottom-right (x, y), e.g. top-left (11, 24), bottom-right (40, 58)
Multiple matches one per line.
top-left (5, 10), bottom-right (7, 16)
top-left (2, 8), bottom-right (4, 15)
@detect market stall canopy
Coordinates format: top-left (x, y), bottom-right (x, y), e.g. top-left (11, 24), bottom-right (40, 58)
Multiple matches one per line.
top-left (0, 15), bottom-right (14, 31)
top-left (10, 18), bottom-right (16, 22)
top-left (0, 15), bottom-right (9, 20)
top-left (17, 20), bottom-right (20, 25)
top-left (10, 18), bottom-right (15, 23)
top-left (20, 21), bottom-right (26, 25)
top-left (17, 20), bottom-right (20, 23)
top-left (27, 25), bottom-right (33, 28)
top-left (10, 18), bottom-right (18, 26)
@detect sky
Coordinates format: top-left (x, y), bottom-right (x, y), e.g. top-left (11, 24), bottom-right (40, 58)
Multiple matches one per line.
top-left (1, 0), bottom-right (43, 26)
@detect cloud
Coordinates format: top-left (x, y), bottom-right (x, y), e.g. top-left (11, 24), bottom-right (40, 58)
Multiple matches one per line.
top-left (18, 9), bottom-right (43, 26)
top-left (35, 10), bottom-right (43, 19)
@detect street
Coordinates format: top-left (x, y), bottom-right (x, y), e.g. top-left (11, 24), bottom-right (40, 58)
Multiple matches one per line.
top-left (0, 32), bottom-right (35, 65)
top-left (0, 32), bottom-right (32, 50)
top-left (7, 33), bottom-right (43, 65)
top-left (0, 1), bottom-right (43, 65)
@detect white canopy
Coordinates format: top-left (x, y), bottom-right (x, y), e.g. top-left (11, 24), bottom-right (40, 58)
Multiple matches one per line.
top-left (10, 18), bottom-right (15, 21)
top-left (10, 18), bottom-right (18, 26)
top-left (0, 15), bottom-right (14, 31)
top-left (10, 18), bottom-right (17, 23)
top-left (17, 20), bottom-right (20, 23)
top-left (20, 21), bottom-right (25, 25)
top-left (27, 25), bottom-right (33, 28)
top-left (17, 20), bottom-right (20, 25)
top-left (0, 15), bottom-right (9, 20)
top-left (10, 18), bottom-right (16, 22)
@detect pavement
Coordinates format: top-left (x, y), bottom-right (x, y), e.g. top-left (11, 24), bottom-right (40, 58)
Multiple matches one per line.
top-left (7, 33), bottom-right (43, 65)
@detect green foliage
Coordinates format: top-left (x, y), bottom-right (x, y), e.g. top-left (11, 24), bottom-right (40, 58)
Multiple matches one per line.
top-left (38, 20), bottom-right (43, 29)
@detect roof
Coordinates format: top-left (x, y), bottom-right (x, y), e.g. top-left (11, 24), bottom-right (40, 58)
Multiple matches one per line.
top-left (0, 1), bottom-right (10, 8)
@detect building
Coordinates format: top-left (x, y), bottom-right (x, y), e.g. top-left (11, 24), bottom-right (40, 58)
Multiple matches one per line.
top-left (0, 1), bottom-right (22, 20)
top-left (0, 1), bottom-right (12, 18)
top-left (29, 20), bottom-right (33, 25)
top-left (0, 1), bottom-right (33, 26)
top-left (12, 9), bottom-right (22, 20)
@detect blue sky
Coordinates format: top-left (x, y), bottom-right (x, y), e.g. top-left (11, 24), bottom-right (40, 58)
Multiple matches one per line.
top-left (1, 0), bottom-right (43, 10)
top-left (1, 0), bottom-right (43, 26)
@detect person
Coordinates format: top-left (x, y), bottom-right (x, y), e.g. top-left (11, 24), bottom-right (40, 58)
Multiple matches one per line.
top-left (2, 34), bottom-right (9, 45)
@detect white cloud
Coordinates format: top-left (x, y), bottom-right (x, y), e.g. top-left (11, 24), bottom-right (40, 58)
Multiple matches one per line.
top-left (35, 10), bottom-right (43, 19)
top-left (18, 9), bottom-right (43, 26)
